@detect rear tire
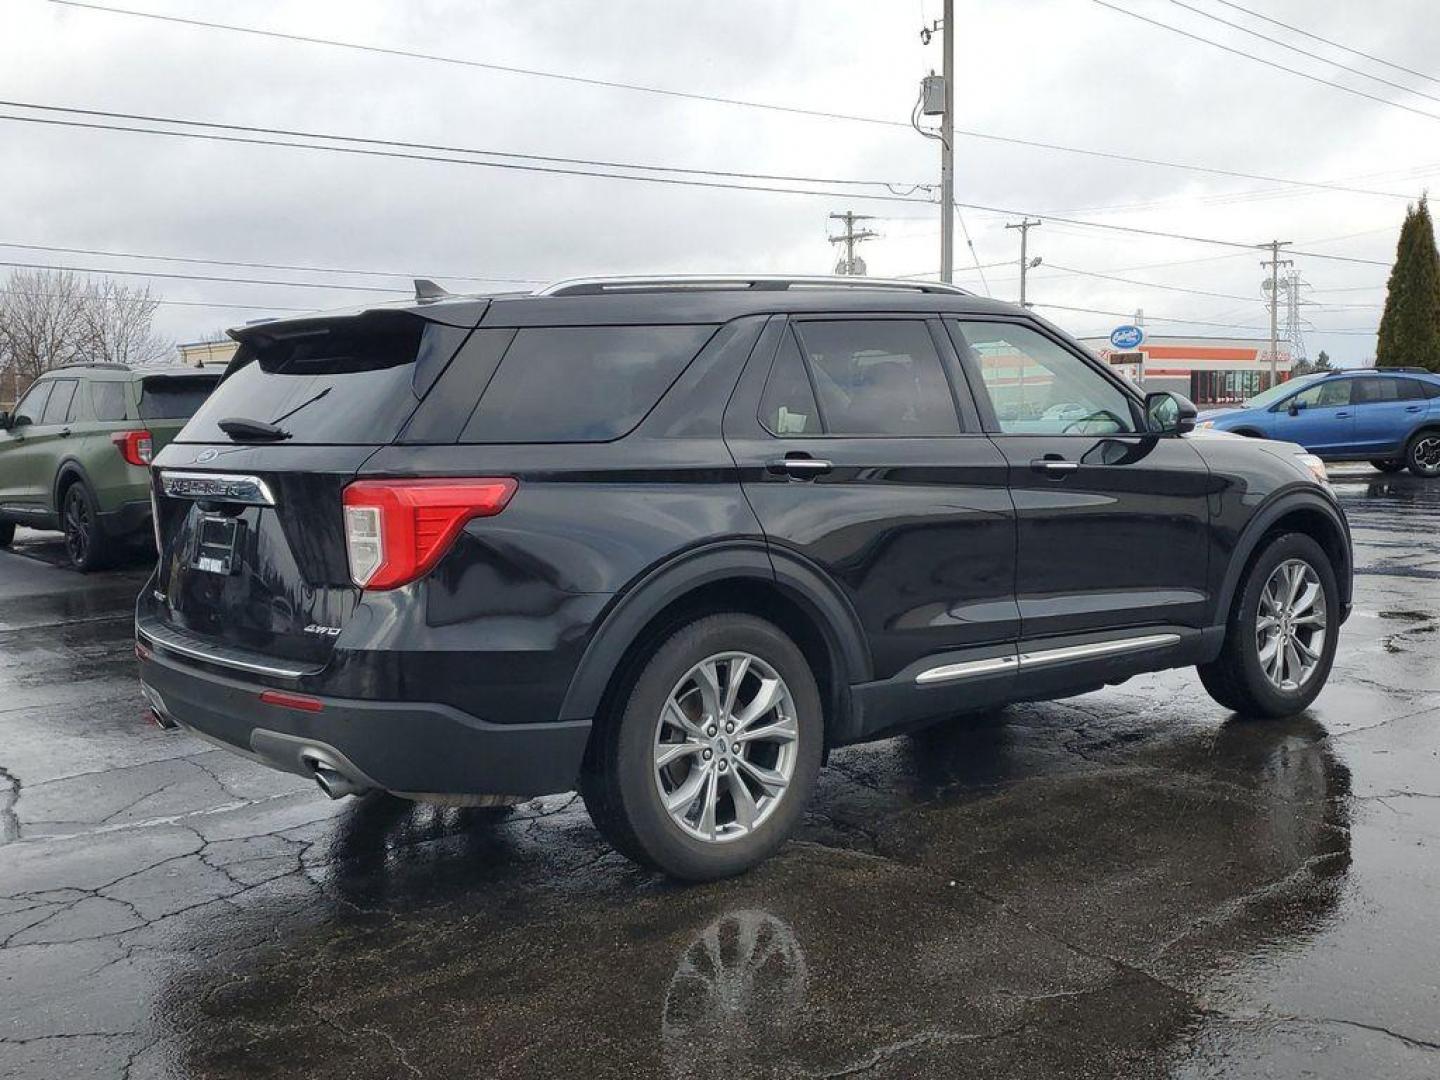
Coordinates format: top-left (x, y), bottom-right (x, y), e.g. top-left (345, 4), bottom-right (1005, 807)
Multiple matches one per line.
top-left (0, 521), bottom-right (13, 548)
top-left (1371, 459), bottom-right (1405, 473)
top-left (61, 482), bottom-right (111, 572)
top-left (1405, 430), bottom-right (1440, 478)
top-left (1197, 533), bottom-right (1339, 719)
top-left (580, 613), bottom-right (823, 881)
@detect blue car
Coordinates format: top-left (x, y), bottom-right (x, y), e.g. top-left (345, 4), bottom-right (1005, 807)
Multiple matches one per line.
top-left (1197, 368), bottom-right (1440, 477)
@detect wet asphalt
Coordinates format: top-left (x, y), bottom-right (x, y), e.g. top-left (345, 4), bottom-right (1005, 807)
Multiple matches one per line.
top-left (0, 465), bottom-right (1437, 1079)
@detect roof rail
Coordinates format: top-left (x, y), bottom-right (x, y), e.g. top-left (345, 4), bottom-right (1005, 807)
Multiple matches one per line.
top-left (535, 274), bottom-right (972, 298)
top-left (52, 362), bottom-right (130, 371)
top-left (1323, 366), bottom-right (1433, 375)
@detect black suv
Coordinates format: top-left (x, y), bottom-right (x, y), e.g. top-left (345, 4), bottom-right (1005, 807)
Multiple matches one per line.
top-left (136, 276), bottom-right (1352, 880)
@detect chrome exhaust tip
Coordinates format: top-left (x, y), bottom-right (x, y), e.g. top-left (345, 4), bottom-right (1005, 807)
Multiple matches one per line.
top-left (303, 753), bottom-right (368, 800)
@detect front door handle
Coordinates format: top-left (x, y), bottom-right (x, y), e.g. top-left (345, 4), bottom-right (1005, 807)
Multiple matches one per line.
top-left (1335, 411), bottom-right (1351, 419)
top-left (58, 428), bottom-right (71, 438)
top-left (1031, 458), bottom-right (1079, 476)
top-left (1406, 405), bottom-right (1423, 413)
top-left (767, 455), bottom-right (832, 479)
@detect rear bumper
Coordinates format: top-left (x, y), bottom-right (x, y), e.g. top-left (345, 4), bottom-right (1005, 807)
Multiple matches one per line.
top-left (137, 647), bottom-right (591, 797)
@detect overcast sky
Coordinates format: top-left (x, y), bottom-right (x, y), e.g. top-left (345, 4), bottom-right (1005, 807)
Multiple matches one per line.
top-left (4, 0), bottom-right (1439, 362)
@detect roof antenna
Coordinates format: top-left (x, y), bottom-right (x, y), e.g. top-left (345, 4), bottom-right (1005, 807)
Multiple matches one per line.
top-left (413, 278), bottom-right (450, 301)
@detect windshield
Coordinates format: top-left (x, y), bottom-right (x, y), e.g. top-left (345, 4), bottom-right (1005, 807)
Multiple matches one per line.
top-left (1243, 373), bottom-right (1324, 410)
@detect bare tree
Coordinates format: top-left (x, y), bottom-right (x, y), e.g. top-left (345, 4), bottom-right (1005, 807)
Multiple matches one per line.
top-left (0, 269), bottom-right (172, 400)
top-left (78, 278), bottom-right (170, 366)
top-left (0, 269), bottom-right (88, 391)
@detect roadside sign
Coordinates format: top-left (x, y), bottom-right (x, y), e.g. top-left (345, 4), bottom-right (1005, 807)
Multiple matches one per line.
top-left (1110, 325), bottom-right (1145, 349)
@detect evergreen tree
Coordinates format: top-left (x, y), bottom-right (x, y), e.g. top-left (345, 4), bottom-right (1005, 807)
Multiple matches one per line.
top-left (1314, 349), bottom-right (1332, 370)
top-left (1376, 196), bottom-right (1440, 371)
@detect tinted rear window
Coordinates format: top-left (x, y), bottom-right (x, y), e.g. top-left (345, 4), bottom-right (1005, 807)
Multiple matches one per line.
top-left (179, 313), bottom-right (437, 444)
top-left (459, 325), bottom-right (716, 443)
top-left (139, 377), bottom-right (219, 420)
top-left (92, 381), bottom-right (129, 421)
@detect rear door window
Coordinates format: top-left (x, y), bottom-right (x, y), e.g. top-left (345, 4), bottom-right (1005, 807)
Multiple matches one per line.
top-left (1354, 377), bottom-right (1400, 404)
top-left (759, 329), bottom-right (822, 436)
top-left (139, 377), bottom-right (220, 420)
top-left (459, 325), bottom-right (716, 443)
top-left (789, 320), bottom-right (961, 436)
top-left (40, 379), bottom-right (78, 425)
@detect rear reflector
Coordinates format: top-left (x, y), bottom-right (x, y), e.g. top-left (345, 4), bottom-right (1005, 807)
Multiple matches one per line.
top-left (112, 430), bottom-right (154, 467)
top-left (341, 478), bottom-right (517, 590)
top-left (259, 689), bottom-right (325, 713)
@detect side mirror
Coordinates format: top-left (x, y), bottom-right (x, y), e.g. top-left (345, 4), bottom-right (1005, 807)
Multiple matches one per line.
top-left (7, 412), bottom-right (30, 431)
top-left (1144, 391), bottom-right (1197, 435)
top-left (1287, 400), bottom-right (1304, 416)
top-left (0, 411), bottom-right (9, 431)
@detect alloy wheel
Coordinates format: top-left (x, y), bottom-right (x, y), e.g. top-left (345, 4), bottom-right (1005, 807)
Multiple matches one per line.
top-left (1256, 558), bottom-right (1327, 692)
top-left (63, 489), bottom-right (91, 566)
top-left (653, 652), bottom-right (799, 843)
top-left (1413, 434), bottom-right (1440, 475)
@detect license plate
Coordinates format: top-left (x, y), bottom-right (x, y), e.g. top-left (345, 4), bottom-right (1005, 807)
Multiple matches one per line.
top-left (193, 515), bottom-right (242, 575)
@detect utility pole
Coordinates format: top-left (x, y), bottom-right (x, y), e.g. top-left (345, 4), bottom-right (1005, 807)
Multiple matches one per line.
top-left (828, 211), bottom-right (877, 275)
top-left (916, 0), bottom-right (954, 282)
top-left (939, 0), bottom-right (954, 283)
top-left (1260, 239), bottom-right (1293, 387)
top-left (1005, 219), bottom-right (1043, 307)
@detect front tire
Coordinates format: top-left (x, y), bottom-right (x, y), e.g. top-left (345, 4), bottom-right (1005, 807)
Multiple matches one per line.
top-left (1405, 430), bottom-right (1440, 478)
top-left (61, 482), bottom-right (111, 572)
top-left (1197, 533), bottom-right (1339, 719)
top-left (1371, 458), bottom-right (1405, 473)
top-left (580, 614), bottom-right (823, 881)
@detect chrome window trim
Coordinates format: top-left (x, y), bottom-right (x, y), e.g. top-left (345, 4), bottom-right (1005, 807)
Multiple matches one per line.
top-left (160, 470), bottom-right (276, 507)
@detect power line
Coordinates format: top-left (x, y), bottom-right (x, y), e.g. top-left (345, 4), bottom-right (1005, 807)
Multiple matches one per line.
top-left (0, 110), bottom-right (938, 207)
top-left (0, 240), bottom-right (542, 285)
top-left (1036, 301), bottom-right (1379, 336)
top-left (1164, 0), bottom-right (1440, 108)
top-left (0, 98), bottom-right (927, 193)
top-left (1205, 0), bottom-right (1440, 88)
top-left (32, 1), bottom-right (1420, 202)
top-left (0, 259), bottom-right (414, 293)
top-left (0, 288), bottom-right (307, 312)
top-left (1091, 0), bottom-right (1440, 125)
top-left (1042, 262), bottom-right (1259, 302)
top-left (1, 101), bottom-right (1401, 266)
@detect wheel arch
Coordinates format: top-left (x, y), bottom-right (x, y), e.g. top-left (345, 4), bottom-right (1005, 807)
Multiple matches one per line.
top-left (1216, 490), bottom-right (1353, 627)
top-left (559, 542), bottom-right (871, 751)
top-left (52, 458), bottom-right (95, 513)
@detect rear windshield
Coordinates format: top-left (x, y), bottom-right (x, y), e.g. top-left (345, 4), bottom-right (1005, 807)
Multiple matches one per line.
top-left (459, 324), bottom-right (716, 443)
top-left (178, 313), bottom-right (435, 445)
top-left (139, 376), bottom-right (220, 421)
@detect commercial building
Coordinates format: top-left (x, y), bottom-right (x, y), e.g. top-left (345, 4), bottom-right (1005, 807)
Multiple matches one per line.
top-left (1078, 334), bottom-right (1294, 407)
top-left (177, 339), bottom-right (238, 368)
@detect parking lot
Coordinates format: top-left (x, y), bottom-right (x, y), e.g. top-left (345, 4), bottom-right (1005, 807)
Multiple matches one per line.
top-left (0, 463), bottom-right (1434, 1079)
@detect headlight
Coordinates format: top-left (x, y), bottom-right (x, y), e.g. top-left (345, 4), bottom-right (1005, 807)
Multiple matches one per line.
top-left (1296, 453), bottom-right (1329, 485)
top-left (1196, 420), bottom-right (1214, 430)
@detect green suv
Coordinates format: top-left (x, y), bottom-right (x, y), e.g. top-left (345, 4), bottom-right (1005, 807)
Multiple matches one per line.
top-left (0, 363), bottom-right (220, 569)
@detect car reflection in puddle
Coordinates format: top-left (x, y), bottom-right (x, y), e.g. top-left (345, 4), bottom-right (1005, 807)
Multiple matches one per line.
top-left (163, 713), bottom-right (1350, 1079)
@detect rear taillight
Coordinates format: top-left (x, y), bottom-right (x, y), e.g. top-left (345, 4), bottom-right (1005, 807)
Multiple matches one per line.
top-left (341, 478), bottom-right (517, 590)
top-left (112, 430), bottom-right (153, 467)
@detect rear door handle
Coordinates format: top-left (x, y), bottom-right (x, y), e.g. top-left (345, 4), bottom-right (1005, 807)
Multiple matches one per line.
top-left (58, 428), bottom-right (71, 438)
top-left (767, 457), bottom-right (832, 479)
top-left (1335, 411), bottom-right (1351, 418)
top-left (1406, 405), bottom-right (1423, 413)
top-left (1031, 459), bottom-right (1079, 476)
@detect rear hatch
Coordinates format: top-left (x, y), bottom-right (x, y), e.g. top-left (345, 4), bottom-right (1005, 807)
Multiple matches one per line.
top-left (137, 372), bottom-right (222, 451)
top-left (144, 305), bottom-right (479, 670)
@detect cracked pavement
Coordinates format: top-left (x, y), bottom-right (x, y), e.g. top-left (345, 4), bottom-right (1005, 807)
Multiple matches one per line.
top-left (1, 464), bottom-right (1438, 1079)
